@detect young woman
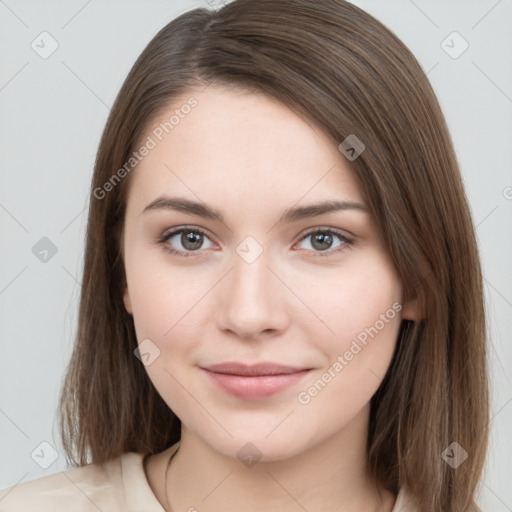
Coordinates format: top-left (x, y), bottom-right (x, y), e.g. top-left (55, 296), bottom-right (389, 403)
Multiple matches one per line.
top-left (0, 1), bottom-right (489, 511)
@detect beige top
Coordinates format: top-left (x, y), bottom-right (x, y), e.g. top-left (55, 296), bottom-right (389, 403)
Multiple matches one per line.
top-left (0, 443), bottom-right (417, 511)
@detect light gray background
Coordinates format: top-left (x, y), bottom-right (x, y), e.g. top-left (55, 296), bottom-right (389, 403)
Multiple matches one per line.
top-left (1, 0), bottom-right (511, 509)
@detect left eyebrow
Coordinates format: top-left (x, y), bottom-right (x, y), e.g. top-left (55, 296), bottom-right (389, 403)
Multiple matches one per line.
top-left (279, 199), bottom-right (368, 223)
top-left (141, 196), bottom-right (368, 224)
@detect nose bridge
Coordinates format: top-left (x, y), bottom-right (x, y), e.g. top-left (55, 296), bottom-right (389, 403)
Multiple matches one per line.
top-left (232, 243), bottom-right (271, 298)
top-left (216, 236), bottom-right (288, 338)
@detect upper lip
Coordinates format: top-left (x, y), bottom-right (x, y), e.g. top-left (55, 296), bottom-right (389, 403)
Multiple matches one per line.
top-left (201, 362), bottom-right (310, 376)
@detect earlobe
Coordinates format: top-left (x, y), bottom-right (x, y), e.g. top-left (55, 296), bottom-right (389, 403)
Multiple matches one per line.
top-left (123, 286), bottom-right (133, 315)
top-left (401, 297), bottom-right (421, 321)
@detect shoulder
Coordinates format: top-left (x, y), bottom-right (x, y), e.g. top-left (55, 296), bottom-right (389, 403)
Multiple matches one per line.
top-left (392, 487), bottom-right (419, 512)
top-left (0, 452), bottom-right (157, 511)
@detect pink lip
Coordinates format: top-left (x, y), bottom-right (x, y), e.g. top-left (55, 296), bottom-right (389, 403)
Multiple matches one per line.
top-left (200, 362), bottom-right (311, 399)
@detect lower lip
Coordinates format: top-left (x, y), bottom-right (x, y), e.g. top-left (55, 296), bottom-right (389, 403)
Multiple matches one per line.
top-left (201, 368), bottom-right (311, 400)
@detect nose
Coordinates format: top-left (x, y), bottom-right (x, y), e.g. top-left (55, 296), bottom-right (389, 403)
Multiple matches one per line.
top-left (214, 247), bottom-right (290, 341)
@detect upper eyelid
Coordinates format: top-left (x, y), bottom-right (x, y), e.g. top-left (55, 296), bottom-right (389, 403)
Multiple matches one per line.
top-left (161, 225), bottom-right (212, 241)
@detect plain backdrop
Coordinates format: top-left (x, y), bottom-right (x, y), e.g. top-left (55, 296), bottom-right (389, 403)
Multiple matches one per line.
top-left (1, 0), bottom-right (511, 509)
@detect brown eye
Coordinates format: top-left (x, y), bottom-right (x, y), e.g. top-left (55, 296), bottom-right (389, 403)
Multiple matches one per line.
top-left (178, 230), bottom-right (204, 251)
top-left (158, 227), bottom-right (214, 257)
top-left (296, 229), bottom-right (353, 257)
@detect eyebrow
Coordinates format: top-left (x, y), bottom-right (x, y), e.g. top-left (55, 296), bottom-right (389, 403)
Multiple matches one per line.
top-left (142, 196), bottom-right (367, 224)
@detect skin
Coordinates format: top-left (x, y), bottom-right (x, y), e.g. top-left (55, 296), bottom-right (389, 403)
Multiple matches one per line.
top-left (122, 85), bottom-right (419, 512)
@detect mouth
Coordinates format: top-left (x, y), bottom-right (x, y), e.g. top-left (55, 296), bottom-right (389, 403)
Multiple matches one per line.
top-left (200, 362), bottom-right (312, 400)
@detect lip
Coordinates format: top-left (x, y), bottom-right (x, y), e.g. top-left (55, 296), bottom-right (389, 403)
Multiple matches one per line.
top-left (200, 362), bottom-right (311, 400)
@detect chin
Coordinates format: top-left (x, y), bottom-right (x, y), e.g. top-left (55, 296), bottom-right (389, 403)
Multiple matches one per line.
top-left (195, 425), bottom-right (315, 464)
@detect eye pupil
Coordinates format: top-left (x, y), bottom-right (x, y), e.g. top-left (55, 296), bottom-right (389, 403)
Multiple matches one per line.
top-left (311, 232), bottom-right (333, 251)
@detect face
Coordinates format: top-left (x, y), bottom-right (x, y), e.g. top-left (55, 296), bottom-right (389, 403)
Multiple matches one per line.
top-left (122, 85), bottom-right (417, 462)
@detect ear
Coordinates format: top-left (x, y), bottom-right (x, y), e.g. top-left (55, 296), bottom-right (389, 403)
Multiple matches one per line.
top-left (123, 286), bottom-right (133, 315)
top-left (401, 296), bottom-right (422, 321)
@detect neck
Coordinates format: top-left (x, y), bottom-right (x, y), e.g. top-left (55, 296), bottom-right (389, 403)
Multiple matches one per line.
top-left (160, 405), bottom-right (395, 512)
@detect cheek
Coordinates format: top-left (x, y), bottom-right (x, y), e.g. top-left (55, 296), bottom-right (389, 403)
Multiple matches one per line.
top-left (126, 247), bottom-right (211, 341)
top-left (127, 263), bottom-right (208, 410)
top-left (295, 257), bottom-right (403, 410)
top-left (301, 254), bottom-right (402, 348)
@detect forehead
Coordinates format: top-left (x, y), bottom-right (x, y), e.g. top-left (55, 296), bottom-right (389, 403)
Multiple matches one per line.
top-left (127, 85), bottom-right (364, 212)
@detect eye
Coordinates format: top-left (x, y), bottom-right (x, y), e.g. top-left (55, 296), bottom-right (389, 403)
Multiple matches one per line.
top-left (157, 226), bottom-right (214, 258)
top-left (157, 226), bottom-right (354, 259)
top-left (294, 228), bottom-right (353, 257)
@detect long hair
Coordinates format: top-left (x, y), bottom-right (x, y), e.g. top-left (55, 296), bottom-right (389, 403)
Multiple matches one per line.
top-left (56, 1), bottom-right (489, 510)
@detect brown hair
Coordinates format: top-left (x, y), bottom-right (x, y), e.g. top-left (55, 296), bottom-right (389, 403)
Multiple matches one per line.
top-left (57, 1), bottom-right (489, 510)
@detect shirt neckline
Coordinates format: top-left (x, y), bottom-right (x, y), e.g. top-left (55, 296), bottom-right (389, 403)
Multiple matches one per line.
top-left (122, 443), bottom-right (180, 511)
top-left (121, 443), bottom-right (413, 512)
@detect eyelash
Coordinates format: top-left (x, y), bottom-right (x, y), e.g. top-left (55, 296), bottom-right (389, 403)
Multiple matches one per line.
top-left (157, 226), bottom-right (354, 259)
